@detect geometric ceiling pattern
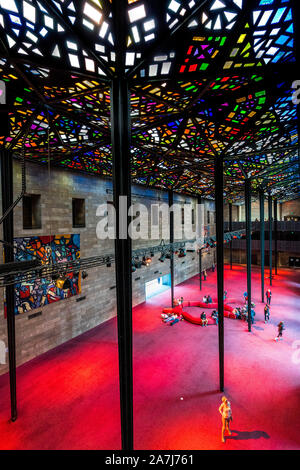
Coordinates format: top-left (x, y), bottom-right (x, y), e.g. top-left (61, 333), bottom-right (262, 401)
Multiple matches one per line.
top-left (0, 0), bottom-right (299, 202)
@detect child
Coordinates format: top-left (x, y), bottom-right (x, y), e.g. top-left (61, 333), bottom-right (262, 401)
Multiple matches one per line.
top-left (275, 321), bottom-right (285, 341)
top-left (264, 305), bottom-right (270, 323)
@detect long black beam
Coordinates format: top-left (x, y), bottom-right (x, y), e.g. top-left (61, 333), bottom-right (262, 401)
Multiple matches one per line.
top-left (274, 199), bottom-right (278, 275)
top-left (111, 0), bottom-right (133, 451)
top-left (268, 195), bottom-right (273, 287)
top-left (260, 190), bottom-right (265, 304)
top-left (0, 149), bottom-right (17, 422)
top-left (214, 157), bottom-right (224, 392)
top-left (169, 190), bottom-right (175, 307)
top-left (245, 179), bottom-right (252, 333)
top-left (198, 196), bottom-right (202, 291)
top-left (229, 203), bottom-right (233, 270)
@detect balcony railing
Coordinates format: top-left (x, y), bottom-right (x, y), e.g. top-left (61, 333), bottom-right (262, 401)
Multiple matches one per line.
top-left (224, 221), bottom-right (300, 232)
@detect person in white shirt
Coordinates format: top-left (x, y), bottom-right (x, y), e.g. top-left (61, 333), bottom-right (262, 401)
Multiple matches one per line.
top-left (219, 396), bottom-right (232, 443)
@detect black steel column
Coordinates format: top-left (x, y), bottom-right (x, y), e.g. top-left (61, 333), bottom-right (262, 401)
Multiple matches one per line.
top-left (229, 202), bottom-right (233, 270)
top-left (274, 199), bottom-right (278, 275)
top-left (245, 179), bottom-right (252, 332)
top-left (268, 195), bottom-right (273, 286)
top-left (1, 149), bottom-right (17, 421)
top-left (111, 0), bottom-right (133, 451)
top-left (214, 157), bottom-right (224, 392)
top-left (260, 190), bottom-right (265, 304)
top-left (169, 190), bottom-right (174, 307)
top-left (198, 196), bottom-right (202, 291)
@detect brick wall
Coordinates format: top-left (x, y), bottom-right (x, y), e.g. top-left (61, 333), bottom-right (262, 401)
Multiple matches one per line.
top-left (0, 161), bottom-right (215, 374)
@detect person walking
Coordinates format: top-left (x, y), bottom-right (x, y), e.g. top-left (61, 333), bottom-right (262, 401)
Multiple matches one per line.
top-left (219, 397), bottom-right (232, 443)
top-left (275, 321), bottom-right (285, 341)
top-left (264, 304), bottom-right (270, 323)
top-left (266, 289), bottom-right (272, 305)
top-left (203, 270), bottom-right (207, 281)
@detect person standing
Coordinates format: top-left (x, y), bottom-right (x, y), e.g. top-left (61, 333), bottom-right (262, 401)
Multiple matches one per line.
top-left (243, 292), bottom-right (248, 304)
top-left (275, 321), bottom-right (285, 341)
top-left (264, 305), bottom-right (270, 323)
top-left (224, 290), bottom-right (228, 301)
top-left (266, 289), bottom-right (272, 305)
top-left (203, 270), bottom-right (207, 281)
top-left (219, 397), bottom-right (232, 443)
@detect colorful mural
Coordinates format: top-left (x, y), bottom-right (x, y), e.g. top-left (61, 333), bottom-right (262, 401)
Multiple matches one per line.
top-left (13, 235), bottom-right (80, 315)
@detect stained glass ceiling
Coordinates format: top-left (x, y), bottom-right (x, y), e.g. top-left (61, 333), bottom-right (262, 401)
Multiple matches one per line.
top-left (0, 0), bottom-right (299, 202)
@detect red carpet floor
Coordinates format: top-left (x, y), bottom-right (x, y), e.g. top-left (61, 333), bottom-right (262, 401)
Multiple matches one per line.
top-left (0, 265), bottom-right (299, 450)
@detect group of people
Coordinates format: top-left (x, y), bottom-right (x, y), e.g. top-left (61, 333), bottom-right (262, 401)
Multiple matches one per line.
top-left (242, 289), bottom-right (285, 341)
top-left (203, 294), bottom-right (213, 304)
top-left (161, 312), bottom-right (183, 326)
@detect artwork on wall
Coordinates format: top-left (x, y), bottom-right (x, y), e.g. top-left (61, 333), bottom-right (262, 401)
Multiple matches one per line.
top-left (11, 234), bottom-right (81, 315)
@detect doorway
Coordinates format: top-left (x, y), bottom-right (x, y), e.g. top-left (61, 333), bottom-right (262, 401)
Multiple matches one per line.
top-left (145, 274), bottom-right (171, 299)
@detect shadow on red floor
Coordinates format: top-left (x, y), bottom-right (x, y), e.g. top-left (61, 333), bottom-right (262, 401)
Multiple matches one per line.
top-left (0, 265), bottom-right (300, 450)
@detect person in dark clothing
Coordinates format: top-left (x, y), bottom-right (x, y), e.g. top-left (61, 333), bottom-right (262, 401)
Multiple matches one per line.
top-left (266, 289), bottom-right (272, 305)
top-left (212, 310), bottom-right (218, 325)
top-left (207, 295), bottom-right (213, 304)
top-left (264, 305), bottom-right (270, 323)
top-left (275, 321), bottom-right (285, 341)
top-left (200, 311), bottom-right (208, 327)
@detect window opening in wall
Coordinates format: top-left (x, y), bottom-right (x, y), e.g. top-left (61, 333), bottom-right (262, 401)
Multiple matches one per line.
top-left (72, 198), bottom-right (86, 228)
top-left (23, 194), bottom-right (41, 230)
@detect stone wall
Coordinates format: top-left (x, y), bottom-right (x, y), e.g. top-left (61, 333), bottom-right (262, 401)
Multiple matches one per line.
top-left (0, 161), bottom-right (216, 374)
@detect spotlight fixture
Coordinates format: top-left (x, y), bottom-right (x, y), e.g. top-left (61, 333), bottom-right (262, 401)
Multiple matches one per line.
top-left (159, 252), bottom-right (166, 263)
top-left (82, 271), bottom-right (88, 279)
top-left (105, 257), bottom-right (112, 268)
top-left (178, 248), bottom-right (186, 258)
top-left (142, 256), bottom-right (152, 267)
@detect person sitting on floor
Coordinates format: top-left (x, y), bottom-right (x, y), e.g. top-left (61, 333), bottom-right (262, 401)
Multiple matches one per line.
top-left (200, 311), bottom-right (208, 327)
top-left (203, 295), bottom-right (208, 303)
top-left (207, 295), bottom-right (213, 304)
top-left (169, 315), bottom-right (183, 326)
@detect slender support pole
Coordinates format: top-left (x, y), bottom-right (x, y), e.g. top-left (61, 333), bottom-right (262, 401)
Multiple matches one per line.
top-left (1, 149), bottom-right (17, 422)
top-left (111, 1), bottom-right (133, 450)
top-left (260, 190), bottom-right (265, 304)
top-left (214, 157), bottom-right (224, 392)
top-left (229, 203), bottom-right (233, 270)
top-left (169, 190), bottom-right (174, 307)
top-left (111, 77), bottom-right (133, 451)
top-left (268, 195), bottom-right (273, 287)
top-left (245, 179), bottom-right (252, 333)
top-left (274, 199), bottom-right (278, 275)
top-left (198, 196), bottom-right (202, 291)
